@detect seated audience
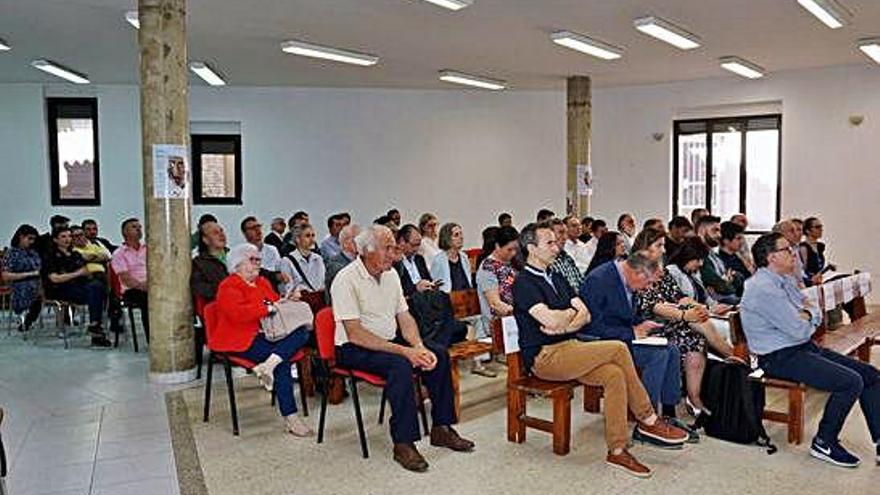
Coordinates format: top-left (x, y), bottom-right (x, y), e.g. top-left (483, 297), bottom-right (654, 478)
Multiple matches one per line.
top-left (331, 225), bottom-right (474, 472)
top-left (417, 213), bottom-right (441, 266)
top-left (325, 224), bottom-right (361, 299)
top-left (730, 213), bottom-right (755, 271)
top-left (45, 227), bottom-right (111, 347)
top-left (690, 208), bottom-right (709, 226)
top-left (632, 229), bottom-right (736, 419)
top-left (386, 208), bottom-right (402, 228)
top-left (563, 215), bottom-right (593, 273)
top-left (3, 224), bottom-right (43, 332)
top-left (498, 212), bottom-right (513, 228)
top-left (800, 217), bottom-right (829, 287)
top-left (547, 218), bottom-right (583, 293)
top-left (583, 218), bottom-right (608, 263)
top-left (393, 224), bottom-right (435, 298)
top-left (717, 221), bottom-right (753, 280)
top-left (666, 237), bottom-right (732, 317)
top-left (475, 226), bottom-right (520, 332)
top-left (190, 214), bottom-right (217, 251)
top-left (513, 222), bottom-right (687, 478)
top-left (643, 218), bottom-right (665, 235)
top-left (772, 219), bottom-right (807, 287)
top-left (664, 216), bottom-right (693, 262)
top-left (696, 215), bottom-right (742, 303)
top-left (36, 215), bottom-right (70, 261)
top-left (214, 243), bottom-right (312, 437)
top-left (741, 233), bottom-right (880, 468)
top-left (320, 214), bottom-right (346, 261)
top-left (264, 217), bottom-right (287, 251)
top-left (430, 223), bottom-right (472, 293)
top-left (71, 226), bottom-right (110, 276)
top-left (617, 213), bottom-right (637, 251)
top-left (281, 211), bottom-right (309, 255)
top-left (82, 219), bottom-right (117, 252)
top-left (111, 218), bottom-right (150, 337)
top-left (585, 231), bottom-right (627, 275)
top-left (536, 209), bottom-right (555, 222)
top-left (578, 216), bottom-right (594, 243)
top-left (191, 221), bottom-right (230, 302)
top-left (241, 216), bottom-right (289, 291)
top-left (579, 252), bottom-right (683, 423)
top-left (281, 223), bottom-right (326, 294)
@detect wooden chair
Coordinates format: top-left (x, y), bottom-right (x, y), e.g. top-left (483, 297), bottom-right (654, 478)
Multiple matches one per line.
top-left (447, 289), bottom-right (495, 420)
top-left (501, 317), bottom-right (579, 455)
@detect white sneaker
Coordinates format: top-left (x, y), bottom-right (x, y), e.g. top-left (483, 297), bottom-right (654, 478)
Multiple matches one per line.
top-left (252, 363), bottom-right (274, 391)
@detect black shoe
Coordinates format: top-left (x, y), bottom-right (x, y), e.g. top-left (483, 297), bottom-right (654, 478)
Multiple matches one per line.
top-left (632, 425), bottom-right (685, 450)
top-left (91, 336), bottom-right (113, 348)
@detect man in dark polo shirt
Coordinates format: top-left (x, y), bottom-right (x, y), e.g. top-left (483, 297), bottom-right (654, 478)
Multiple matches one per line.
top-left (512, 222), bottom-right (686, 479)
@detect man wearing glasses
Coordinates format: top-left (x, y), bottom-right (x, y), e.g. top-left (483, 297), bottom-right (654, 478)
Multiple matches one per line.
top-left (741, 233), bottom-right (880, 468)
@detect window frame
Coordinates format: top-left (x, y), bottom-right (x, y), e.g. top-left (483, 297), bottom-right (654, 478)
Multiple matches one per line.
top-left (47, 97), bottom-right (101, 206)
top-left (190, 133), bottom-right (243, 205)
top-left (672, 113), bottom-right (782, 233)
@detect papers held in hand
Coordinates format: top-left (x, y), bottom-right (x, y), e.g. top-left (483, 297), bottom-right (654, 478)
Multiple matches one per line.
top-left (632, 336), bottom-right (668, 346)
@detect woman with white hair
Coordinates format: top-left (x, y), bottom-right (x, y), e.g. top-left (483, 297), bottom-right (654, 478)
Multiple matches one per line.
top-left (213, 243), bottom-right (313, 436)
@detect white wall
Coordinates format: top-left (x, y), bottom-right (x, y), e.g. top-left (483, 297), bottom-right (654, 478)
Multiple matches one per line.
top-left (590, 64), bottom-right (880, 278)
top-left (0, 84), bottom-right (565, 246)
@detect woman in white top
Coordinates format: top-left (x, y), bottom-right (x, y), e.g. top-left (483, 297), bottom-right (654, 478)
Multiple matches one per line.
top-left (417, 212), bottom-right (441, 266)
top-left (430, 222), bottom-right (473, 294)
top-left (280, 224), bottom-right (326, 294)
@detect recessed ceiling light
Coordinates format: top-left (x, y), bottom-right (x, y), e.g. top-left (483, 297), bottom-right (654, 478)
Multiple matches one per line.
top-left (796, 0), bottom-right (852, 29)
top-left (858, 38), bottom-right (880, 65)
top-left (125, 10), bottom-right (140, 29)
top-left (633, 16), bottom-right (701, 50)
top-left (719, 56), bottom-right (765, 79)
top-left (31, 59), bottom-right (90, 84)
top-left (418, 0), bottom-right (473, 11)
top-left (280, 40), bottom-right (378, 66)
top-left (438, 70), bottom-right (506, 90)
top-left (551, 30), bottom-right (623, 60)
top-left (189, 62), bottom-right (226, 86)
top-left (0, 38), bottom-right (10, 51)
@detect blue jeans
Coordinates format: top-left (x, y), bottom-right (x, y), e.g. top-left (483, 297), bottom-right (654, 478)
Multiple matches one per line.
top-left (631, 343), bottom-right (681, 410)
top-left (232, 328), bottom-right (310, 416)
top-left (759, 341), bottom-right (880, 443)
top-left (337, 341), bottom-right (455, 443)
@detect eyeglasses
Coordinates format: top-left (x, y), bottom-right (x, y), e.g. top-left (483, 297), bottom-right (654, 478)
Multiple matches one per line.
top-left (248, 256), bottom-right (262, 264)
top-left (772, 245), bottom-right (796, 255)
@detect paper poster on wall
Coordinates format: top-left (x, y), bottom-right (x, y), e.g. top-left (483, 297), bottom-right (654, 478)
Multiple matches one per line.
top-left (576, 163), bottom-right (593, 196)
top-left (152, 144), bottom-right (189, 199)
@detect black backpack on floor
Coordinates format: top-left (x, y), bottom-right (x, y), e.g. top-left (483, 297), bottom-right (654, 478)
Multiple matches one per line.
top-left (697, 359), bottom-right (777, 454)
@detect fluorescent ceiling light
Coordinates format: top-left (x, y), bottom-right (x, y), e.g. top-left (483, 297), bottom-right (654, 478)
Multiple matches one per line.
top-left (719, 56), bottom-right (765, 79)
top-left (125, 10), bottom-right (140, 29)
top-left (796, 0), bottom-right (852, 29)
top-left (189, 62), bottom-right (226, 86)
top-left (0, 38), bottom-right (10, 51)
top-left (438, 70), bottom-right (506, 90)
top-left (30, 59), bottom-right (90, 84)
top-left (280, 40), bottom-right (378, 66)
top-left (551, 30), bottom-right (623, 60)
top-left (858, 38), bottom-right (880, 65)
top-left (418, 0), bottom-right (473, 11)
top-left (633, 16), bottom-right (701, 50)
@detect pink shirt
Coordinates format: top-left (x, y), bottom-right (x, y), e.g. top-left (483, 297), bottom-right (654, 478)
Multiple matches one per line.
top-left (111, 243), bottom-right (147, 291)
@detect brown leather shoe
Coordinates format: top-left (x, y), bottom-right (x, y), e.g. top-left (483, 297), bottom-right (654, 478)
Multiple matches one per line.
top-left (430, 425), bottom-right (475, 452)
top-left (636, 417), bottom-right (688, 445)
top-left (606, 449), bottom-right (652, 478)
top-left (393, 443), bottom-right (429, 472)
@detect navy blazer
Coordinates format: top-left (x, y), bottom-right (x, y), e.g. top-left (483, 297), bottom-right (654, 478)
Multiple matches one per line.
top-left (578, 261), bottom-right (642, 344)
top-left (394, 254), bottom-right (433, 298)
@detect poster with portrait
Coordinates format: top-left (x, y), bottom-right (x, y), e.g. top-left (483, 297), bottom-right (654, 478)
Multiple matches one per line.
top-left (152, 144), bottom-right (189, 199)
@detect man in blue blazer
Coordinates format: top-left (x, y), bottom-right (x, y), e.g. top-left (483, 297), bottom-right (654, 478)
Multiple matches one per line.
top-left (578, 252), bottom-right (682, 420)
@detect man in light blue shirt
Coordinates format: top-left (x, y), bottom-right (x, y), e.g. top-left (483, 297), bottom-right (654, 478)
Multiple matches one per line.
top-left (741, 233), bottom-right (880, 468)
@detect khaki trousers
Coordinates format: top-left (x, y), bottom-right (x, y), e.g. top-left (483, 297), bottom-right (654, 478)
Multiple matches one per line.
top-left (532, 339), bottom-right (655, 451)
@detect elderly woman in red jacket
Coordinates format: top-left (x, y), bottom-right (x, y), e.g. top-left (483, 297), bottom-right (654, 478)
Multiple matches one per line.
top-left (214, 243), bottom-right (312, 436)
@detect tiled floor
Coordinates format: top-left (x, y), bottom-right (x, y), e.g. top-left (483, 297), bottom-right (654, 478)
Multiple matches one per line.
top-left (0, 323), bottom-right (186, 495)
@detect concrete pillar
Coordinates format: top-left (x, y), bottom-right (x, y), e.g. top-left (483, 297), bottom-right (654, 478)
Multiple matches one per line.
top-left (566, 76), bottom-right (591, 218)
top-left (138, 0), bottom-right (196, 383)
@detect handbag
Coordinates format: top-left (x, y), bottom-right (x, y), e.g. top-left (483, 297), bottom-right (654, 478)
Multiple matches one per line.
top-left (260, 299), bottom-right (314, 342)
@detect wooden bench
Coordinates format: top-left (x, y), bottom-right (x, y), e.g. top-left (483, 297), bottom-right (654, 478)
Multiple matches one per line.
top-left (448, 289), bottom-right (495, 420)
top-left (501, 316), bottom-right (579, 455)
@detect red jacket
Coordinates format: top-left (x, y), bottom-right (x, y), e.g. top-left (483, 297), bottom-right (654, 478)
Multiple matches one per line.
top-left (211, 274), bottom-right (279, 352)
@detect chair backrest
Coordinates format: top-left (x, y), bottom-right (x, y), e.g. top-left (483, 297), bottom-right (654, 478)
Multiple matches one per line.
top-left (464, 248), bottom-right (481, 274)
top-left (203, 302), bottom-right (219, 350)
top-left (314, 307), bottom-right (336, 362)
top-left (449, 289), bottom-right (481, 320)
top-left (108, 265), bottom-right (124, 298)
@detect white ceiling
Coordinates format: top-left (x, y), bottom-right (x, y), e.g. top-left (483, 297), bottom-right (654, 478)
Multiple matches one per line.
top-left (1, 0), bottom-right (879, 89)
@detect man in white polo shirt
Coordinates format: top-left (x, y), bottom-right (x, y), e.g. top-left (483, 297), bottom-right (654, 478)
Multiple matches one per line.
top-left (331, 225), bottom-right (474, 473)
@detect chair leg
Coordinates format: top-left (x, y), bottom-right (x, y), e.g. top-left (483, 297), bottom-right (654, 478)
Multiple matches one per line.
top-left (296, 361), bottom-right (309, 417)
top-left (195, 329), bottom-right (204, 379)
top-left (223, 359), bottom-right (240, 436)
top-left (378, 388), bottom-right (387, 424)
top-left (788, 386), bottom-right (805, 445)
top-left (128, 307), bottom-right (139, 353)
top-left (271, 390), bottom-right (276, 407)
top-left (317, 370), bottom-right (329, 444)
top-left (416, 378), bottom-right (429, 437)
top-left (203, 352), bottom-right (214, 422)
top-left (507, 389), bottom-right (526, 444)
top-left (551, 389), bottom-right (572, 456)
top-left (349, 377), bottom-right (369, 458)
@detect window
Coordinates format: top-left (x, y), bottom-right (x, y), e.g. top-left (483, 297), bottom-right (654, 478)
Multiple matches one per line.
top-left (191, 134), bottom-right (242, 205)
top-left (47, 97), bottom-right (100, 206)
top-left (673, 114), bottom-right (781, 232)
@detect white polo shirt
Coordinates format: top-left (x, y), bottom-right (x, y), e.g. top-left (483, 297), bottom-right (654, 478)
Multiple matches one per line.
top-left (331, 257), bottom-right (408, 346)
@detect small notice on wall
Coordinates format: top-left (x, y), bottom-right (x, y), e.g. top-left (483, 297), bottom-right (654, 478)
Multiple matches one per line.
top-left (152, 144), bottom-right (189, 199)
top-left (576, 163), bottom-right (593, 196)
